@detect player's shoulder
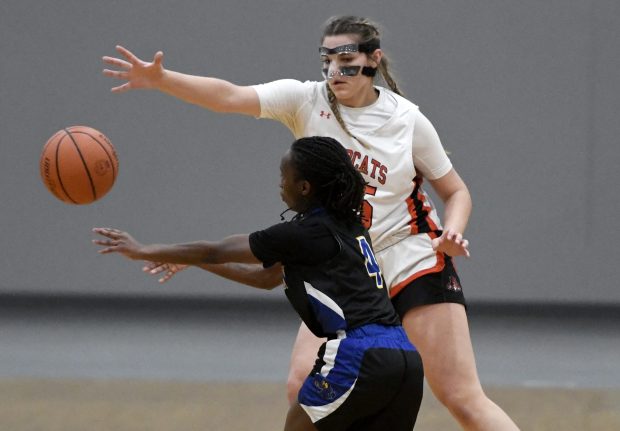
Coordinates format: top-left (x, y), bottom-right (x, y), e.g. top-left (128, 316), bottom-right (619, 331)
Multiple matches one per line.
top-left (257, 78), bottom-right (320, 93)
top-left (265, 215), bottom-right (322, 238)
top-left (254, 79), bottom-right (323, 110)
top-left (311, 213), bottom-right (366, 240)
top-left (379, 86), bottom-right (419, 113)
top-left (292, 211), bottom-right (338, 237)
top-left (394, 92), bottom-right (420, 112)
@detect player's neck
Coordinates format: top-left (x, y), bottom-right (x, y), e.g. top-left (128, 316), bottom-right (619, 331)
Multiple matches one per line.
top-left (298, 202), bottom-right (323, 217)
top-left (339, 87), bottom-right (379, 108)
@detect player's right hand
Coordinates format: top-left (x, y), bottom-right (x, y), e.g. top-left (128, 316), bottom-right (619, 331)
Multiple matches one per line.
top-left (431, 228), bottom-right (470, 258)
top-left (143, 261), bottom-right (188, 283)
top-left (102, 45), bottom-right (165, 93)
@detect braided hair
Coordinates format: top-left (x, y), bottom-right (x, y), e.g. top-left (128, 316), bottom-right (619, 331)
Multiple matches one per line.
top-left (290, 137), bottom-right (367, 225)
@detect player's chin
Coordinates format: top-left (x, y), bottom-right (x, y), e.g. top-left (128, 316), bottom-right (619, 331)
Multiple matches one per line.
top-left (331, 85), bottom-right (359, 102)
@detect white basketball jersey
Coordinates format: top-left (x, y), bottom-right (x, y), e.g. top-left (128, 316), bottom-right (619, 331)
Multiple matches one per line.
top-left (253, 80), bottom-right (450, 254)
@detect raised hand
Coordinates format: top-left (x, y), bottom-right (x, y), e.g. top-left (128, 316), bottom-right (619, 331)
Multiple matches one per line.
top-left (142, 261), bottom-right (188, 283)
top-left (92, 227), bottom-right (144, 260)
top-left (102, 45), bottom-right (165, 93)
top-left (431, 228), bottom-right (470, 258)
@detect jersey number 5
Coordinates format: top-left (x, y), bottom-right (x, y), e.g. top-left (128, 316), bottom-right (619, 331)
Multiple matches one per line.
top-left (357, 236), bottom-right (384, 289)
top-left (361, 185), bottom-right (377, 229)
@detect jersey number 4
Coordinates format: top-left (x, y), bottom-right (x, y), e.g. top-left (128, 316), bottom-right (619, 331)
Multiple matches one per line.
top-left (357, 236), bottom-right (384, 289)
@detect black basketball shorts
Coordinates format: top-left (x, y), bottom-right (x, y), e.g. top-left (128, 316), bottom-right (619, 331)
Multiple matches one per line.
top-left (391, 255), bottom-right (467, 320)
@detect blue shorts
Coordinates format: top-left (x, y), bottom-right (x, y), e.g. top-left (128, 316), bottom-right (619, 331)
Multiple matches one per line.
top-left (298, 324), bottom-right (424, 431)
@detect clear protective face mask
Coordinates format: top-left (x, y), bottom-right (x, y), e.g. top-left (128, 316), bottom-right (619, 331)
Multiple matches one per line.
top-left (319, 41), bottom-right (380, 79)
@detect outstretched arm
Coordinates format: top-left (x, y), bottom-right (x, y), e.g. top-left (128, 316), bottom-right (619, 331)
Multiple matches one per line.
top-left (102, 45), bottom-right (260, 116)
top-left (143, 261), bottom-right (283, 290)
top-left (92, 227), bottom-right (258, 265)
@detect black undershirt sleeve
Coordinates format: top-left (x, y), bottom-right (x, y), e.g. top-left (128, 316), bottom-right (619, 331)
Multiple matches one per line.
top-left (249, 219), bottom-right (339, 267)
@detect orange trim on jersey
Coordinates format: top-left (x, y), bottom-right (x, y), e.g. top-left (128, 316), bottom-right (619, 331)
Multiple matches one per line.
top-left (405, 177), bottom-right (421, 234)
top-left (388, 252), bottom-right (446, 298)
top-left (422, 201), bottom-right (440, 232)
top-left (406, 176), bottom-right (440, 235)
top-left (426, 230), bottom-right (440, 240)
top-left (405, 194), bottom-right (419, 234)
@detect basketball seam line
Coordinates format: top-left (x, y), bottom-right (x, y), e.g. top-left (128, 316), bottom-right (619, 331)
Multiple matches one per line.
top-left (55, 134), bottom-right (78, 204)
top-left (64, 128), bottom-right (97, 201)
top-left (74, 130), bottom-right (117, 181)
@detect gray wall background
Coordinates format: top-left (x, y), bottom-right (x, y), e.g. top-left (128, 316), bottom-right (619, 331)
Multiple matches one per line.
top-left (1, 0), bottom-right (618, 304)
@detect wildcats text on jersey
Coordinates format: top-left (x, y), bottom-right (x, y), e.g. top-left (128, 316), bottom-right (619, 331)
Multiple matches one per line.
top-left (345, 149), bottom-right (388, 185)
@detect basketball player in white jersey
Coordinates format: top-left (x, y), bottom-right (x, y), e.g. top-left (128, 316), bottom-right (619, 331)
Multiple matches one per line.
top-left (102, 15), bottom-right (520, 431)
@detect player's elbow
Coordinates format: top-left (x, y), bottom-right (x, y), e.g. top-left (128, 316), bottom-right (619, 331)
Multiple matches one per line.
top-left (260, 279), bottom-right (282, 290)
top-left (254, 275), bottom-right (281, 290)
top-left (257, 267), bottom-right (283, 290)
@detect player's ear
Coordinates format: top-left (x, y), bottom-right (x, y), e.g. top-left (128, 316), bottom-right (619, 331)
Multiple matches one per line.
top-left (299, 180), bottom-right (312, 197)
top-left (369, 49), bottom-right (382, 67)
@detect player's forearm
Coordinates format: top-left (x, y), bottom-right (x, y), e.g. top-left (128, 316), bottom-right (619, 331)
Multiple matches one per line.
top-left (138, 241), bottom-right (220, 265)
top-left (441, 188), bottom-right (472, 234)
top-left (156, 70), bottom-right (241, 113)
top-left (196, 263), bottom-right (283, 290)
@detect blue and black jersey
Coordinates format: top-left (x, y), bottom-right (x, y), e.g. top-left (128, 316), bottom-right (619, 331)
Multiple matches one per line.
top-left (249, 207), bottom-right (400, 339)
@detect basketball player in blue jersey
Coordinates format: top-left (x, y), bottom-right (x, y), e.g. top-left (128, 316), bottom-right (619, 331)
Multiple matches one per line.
top-left (93, 136), bottom-right (424, 431)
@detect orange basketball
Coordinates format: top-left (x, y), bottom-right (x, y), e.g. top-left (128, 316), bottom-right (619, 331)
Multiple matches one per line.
top-left (40, 126), bottom-right (119, 204)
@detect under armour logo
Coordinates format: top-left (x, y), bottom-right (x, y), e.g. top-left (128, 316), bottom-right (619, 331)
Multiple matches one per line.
top-left (320, 111), bottom-right (331, 119)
